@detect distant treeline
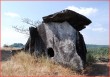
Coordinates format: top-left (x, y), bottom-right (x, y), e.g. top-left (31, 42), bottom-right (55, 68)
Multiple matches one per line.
top-left (4, 43), bottom-right (108, 49)
top-left (86, 44), bottom-right (108, 48)
top-left (4, 43), bottom-right (24, 48)
top-left (11, 43), bottom-right (24, 48)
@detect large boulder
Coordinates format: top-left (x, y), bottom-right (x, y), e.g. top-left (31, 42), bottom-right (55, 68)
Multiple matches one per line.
top-left (43, 22), bottom-right (83, 70)
top-left (25, 22), bottom-right (85, 70)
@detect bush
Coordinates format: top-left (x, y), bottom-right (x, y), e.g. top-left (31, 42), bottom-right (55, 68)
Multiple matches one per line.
top-left (86, 52), bottom-right (96, 63)
top-left (86, 47), bottom-right (108, 63)
top-left (3, 44), bottom-right (9, 47)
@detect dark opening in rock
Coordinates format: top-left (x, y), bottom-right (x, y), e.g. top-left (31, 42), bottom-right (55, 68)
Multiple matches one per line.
top-left (47, 48), bottom-right (54, 57)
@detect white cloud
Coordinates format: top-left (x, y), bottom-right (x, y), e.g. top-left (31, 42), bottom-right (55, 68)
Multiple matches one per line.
top-left (66, 6), bottom-right (98, 16)
top-left (86, 23), bottom-right (107, 32)
top-left (4, 12), bottom-right (20, 18)
top-left (86, 26), bottom-right (92, 29)
top-left (92, 27), bottom-right (106, 32)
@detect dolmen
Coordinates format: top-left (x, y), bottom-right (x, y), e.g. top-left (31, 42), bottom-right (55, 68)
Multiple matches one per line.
top-left (24, 9), bottom-right (92, 70)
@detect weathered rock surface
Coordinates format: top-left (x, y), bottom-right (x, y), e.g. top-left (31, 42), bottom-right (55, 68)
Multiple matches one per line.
top-left (43, 22), bottom-right (83, 70)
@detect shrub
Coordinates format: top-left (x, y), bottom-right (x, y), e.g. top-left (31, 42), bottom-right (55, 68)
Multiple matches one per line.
top-left (86, 47), bottom-right (108, 63)
top-left (3, 44), bottom-right (9, 47)
top-left (86, 52), bottom-right (96, 63)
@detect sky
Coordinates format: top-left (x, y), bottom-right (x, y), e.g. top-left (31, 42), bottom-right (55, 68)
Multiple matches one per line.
top-left (1, 1), bottom-right (109, 46)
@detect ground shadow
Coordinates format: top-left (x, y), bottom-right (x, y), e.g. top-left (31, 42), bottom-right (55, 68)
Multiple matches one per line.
top-left (84, 63), bottom-right (109, 76)
top-left (1, 50), bottom-right (12, 61)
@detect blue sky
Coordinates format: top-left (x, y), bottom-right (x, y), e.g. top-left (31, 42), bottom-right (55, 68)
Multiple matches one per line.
top-left (1, 1), bottom-right (109, 46)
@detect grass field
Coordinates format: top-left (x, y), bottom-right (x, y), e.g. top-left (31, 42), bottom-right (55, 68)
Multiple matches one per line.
top-left (1, 47), bottom-right (109, 76)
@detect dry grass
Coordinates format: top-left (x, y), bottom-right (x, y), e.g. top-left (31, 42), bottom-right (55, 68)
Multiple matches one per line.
top-left (2, 51), bottom-right (82, 76)
top-left (2, 49), bottom-right (109, 76)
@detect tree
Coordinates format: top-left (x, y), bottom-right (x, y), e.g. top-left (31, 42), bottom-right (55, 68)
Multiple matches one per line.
top-left (12, 18), bottom-right (41, 35)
